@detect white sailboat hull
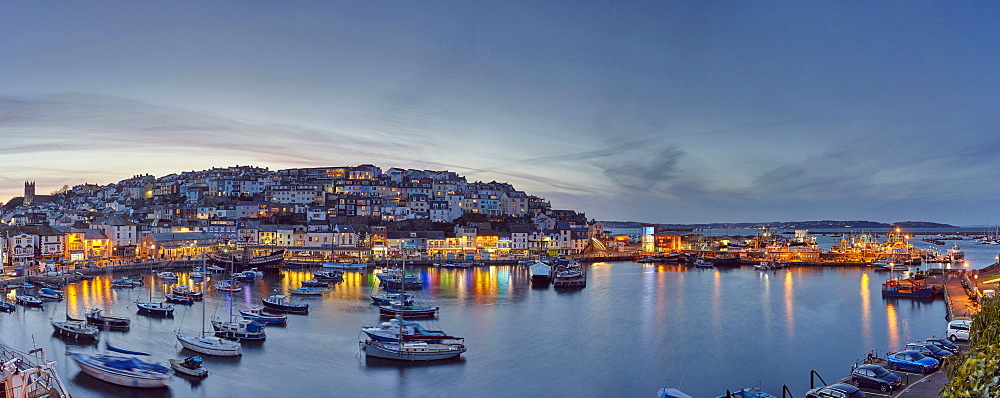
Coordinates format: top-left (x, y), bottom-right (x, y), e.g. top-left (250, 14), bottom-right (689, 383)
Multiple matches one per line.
top-left (176, 335), bottom-right (243, 356)
top-left (362, 341), bottom-right (465, 361)
top-left (69, 354), bottom-right (170, 388)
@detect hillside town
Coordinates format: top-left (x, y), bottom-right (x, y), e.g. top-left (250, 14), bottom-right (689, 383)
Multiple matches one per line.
top-left (0, 165), bottom-right (614, 274)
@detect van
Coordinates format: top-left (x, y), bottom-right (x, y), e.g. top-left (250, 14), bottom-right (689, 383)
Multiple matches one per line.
top-left (947, 320), bottom-right (971, 342)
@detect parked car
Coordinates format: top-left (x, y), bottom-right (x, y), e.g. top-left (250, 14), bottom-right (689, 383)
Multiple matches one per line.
top-left (850, 365), bottom-right (901, 392)
top-left (887, 350), bottom-right (939, 374)
top-left (904, 342), bottom-right (954, 360)
top-left (925, 337), bottom-right (960, 354)
top-left (947, 320), bottom-right (971, 342)
top-left (804, 383), bottom-right (866, 398)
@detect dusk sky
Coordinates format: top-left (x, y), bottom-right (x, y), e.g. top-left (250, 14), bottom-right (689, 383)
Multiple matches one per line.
top-left (2, 1), bottom-right (999, 225)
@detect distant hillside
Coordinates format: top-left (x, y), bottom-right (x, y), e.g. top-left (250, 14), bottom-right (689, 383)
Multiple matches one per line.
top-left (601, 220), bottom-right (957, 229)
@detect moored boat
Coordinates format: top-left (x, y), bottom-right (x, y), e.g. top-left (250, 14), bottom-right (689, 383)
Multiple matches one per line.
top-left (300, 279), bottom-right (329, 287)
top-left (378, 302), bottom-right (439, 318)
top-left (169, 356), bottom-right (208, 378)
top-left (68, 353), bottom-right (172, 388)
top-left (692, 258), bottom-right (714, 268)
top-left (38, 288), bottom-right (64, 300)
top-left (321, 261), bottom-right (367, 270)
top-left (164, 293), bottom-right (194, 305)
top-left (0, 300), bottom-right (15, 312)
top-left (176, 334), bottom-right (243, 356)
top-left (239, 307), bottom-right (287, 325)
top-left (211, 318), bottom-right (266, 341)
top-left (313, 270), bottom-right (344, 280)
top-left (362, 339), bottom-right (466, 361)
top-left (362, 318), bottom-right (453, 343)
top-left (260, 294), bottom-right (309, 314)
top-left (86, 308), bottom-right (130, 330)
top-left (214, 279), bottom-right (242, 293)
top-left (135, 301), bottom-right (175, 317)
top-left (16, 295), bottom-right (43, 307)
top-left (51, 320), bottom-right (100, 340)
top-left (157, 272), bottom-right (178, 280)
top-left (172, 285), bottom-right (204, 300)
top-left (370, 293), bottom-right (413, 306)
top-left (530, 261), bottom-right (551, 284)
top-left (882, 278), bottom-right (938, 298)
top-left (289, 287), bottom-right (323, 296)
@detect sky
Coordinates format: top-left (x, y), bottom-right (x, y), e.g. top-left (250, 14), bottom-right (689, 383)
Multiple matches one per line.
top-left (1, 1), bottom-right (999, 225)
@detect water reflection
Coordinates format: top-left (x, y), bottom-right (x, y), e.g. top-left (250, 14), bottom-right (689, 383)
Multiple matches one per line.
top-left (860, 273), bottom-right (872, 347)
top-left (784, 270), bottom-right (794, 338)
top-left (886, 301), bottom-right (900, 349)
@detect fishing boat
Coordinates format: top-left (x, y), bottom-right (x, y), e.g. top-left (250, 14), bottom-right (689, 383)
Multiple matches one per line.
top-left (882, 278), bottom-right (938, 298)
top-left (239, 307), bottom-right (287, 325)
top-left (52, 320), bottom-right (100, 341)
top-left (362, 255), bottom-right (465, 361)
top-left (69, 350), bottom-right (172, 388)
top-left (370, 293), bottom-right (413, 306)
top-left (156, 272), bottom-right (178, 279)
top-left (85, 308), bottom-right (130, 330)
top-left (300, 279), bottom-right (329, 287)
top-left (169, 356), bottom-right (208, 378)
top-left (313, 270), bottom-right (344, 280)
top-left (261, 294), bottom-right (309, 314)
top-left (753, 261), bottom-right (773, 271)
top-left (172, 285), bottom-right (204, 300)
top-left (38, 288), bottom-right (64, 300)
top-left (321, 261), bottom-right (367, 270)
top-left (362, 318), bottom-right (455, 343)
top-left (530, 261), bottom-right (552, 285)
top-left (0, 300), bottom-right (15, 312)
top-left (289, 287), bottom-right (323, 296)
top-left (16, 294), bottom-right (43, 308)
top-left (177, 276), bottom-right (243, 356)
top-left (211, 318), bottom-right (267, 341)
top-left (0, 344), bottom-right (71, 397)
top-left (164, 294), bottom-right (194, 305)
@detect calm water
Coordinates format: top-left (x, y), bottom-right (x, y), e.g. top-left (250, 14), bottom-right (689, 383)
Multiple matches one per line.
top-left (2, 236), bottom-right (993, 398)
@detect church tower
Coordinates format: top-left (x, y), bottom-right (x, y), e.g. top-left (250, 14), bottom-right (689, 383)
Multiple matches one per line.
top-left (24, 181), bottom-right (35, 205)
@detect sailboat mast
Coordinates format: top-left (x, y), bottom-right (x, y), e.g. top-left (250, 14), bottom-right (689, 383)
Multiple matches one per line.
top-left (398, 250), bottom-right (405, 350)
top-left (201, 254), bottom-right (207, 337)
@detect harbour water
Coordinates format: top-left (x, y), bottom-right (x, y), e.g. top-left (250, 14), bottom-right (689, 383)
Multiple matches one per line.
top-left (1, 236), bottom-right (995, 397)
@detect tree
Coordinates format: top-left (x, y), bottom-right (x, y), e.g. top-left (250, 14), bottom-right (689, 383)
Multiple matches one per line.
top-left (940, 296), bottom-right (1000, 396)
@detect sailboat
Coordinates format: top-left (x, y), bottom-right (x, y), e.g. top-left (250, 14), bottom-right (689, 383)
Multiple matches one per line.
top-left (54, 300), bottom-right (100, 341)
top-left (69, 343), bottom-right (172, 388)
top-left (211, 255), bottom-right (267, 341)
top-left (361, 253), bottom-right (465, 361)
top-left (135, 271), bottom-right (175, 317)
top-left (176, 276), bottom-right (243, 356)
top-left (214, 254), bottom-right (243, 293)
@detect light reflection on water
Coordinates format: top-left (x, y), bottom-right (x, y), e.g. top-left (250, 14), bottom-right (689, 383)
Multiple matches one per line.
top-left (0, 262), bottom-right (952, 397)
